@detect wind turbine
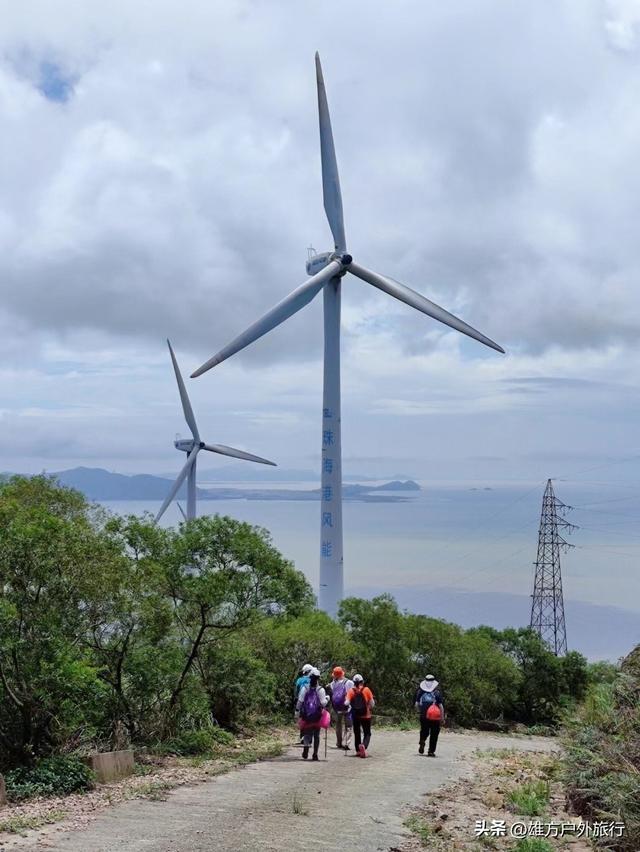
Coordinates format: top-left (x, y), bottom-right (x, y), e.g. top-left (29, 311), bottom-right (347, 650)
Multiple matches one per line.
top-left (191, 55), bottom-right (505, 616)
top-left (155, 340), bottom-right (276, 523)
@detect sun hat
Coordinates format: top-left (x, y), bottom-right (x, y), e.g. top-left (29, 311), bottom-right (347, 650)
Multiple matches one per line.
top-left (301, 664), bottom-right (313, 675)
top-left (310, 667), bottom-right (321, 677)
top-left (420, 674), bottom-right (439, 692)
top-left (353, 673), bottom-right (364, 683)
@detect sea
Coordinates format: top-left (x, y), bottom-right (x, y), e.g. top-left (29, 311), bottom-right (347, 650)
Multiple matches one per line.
top-left (102, 478), bottom-right (640, 661)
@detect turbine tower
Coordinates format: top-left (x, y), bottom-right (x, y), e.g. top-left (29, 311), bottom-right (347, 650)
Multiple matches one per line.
top-left (156, 340), bottom-right (275, 523)
top-left (529, 479), bottom-right (576, 656)
top-left (192, 55), bottom-right (505, 615)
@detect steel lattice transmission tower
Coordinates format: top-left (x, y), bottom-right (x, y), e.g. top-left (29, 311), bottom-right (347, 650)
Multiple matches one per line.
top-left (530, 479), bottom-right (576, 656)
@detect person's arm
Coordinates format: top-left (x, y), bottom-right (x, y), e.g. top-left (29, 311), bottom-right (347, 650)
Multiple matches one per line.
top-left (367, 689), bottom-right (375, 711)
top-left (318, 687), bottom-right (328, 708)
top-left (296, 685), bottom-right (308, 715)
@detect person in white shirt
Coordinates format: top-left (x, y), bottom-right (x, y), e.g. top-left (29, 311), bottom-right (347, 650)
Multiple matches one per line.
top-left (327, 666), bottom-right (354, 750)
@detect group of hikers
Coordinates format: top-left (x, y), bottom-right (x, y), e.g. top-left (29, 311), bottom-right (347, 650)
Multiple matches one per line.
top-left (294, 664), bottom-right (445, 762)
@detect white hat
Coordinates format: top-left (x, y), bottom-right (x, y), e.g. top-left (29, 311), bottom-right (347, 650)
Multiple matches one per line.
top-left (424, 674), bottom-right (436, 681)
top-left (353, 673), bottom-right (364, 683)
top-left (310, 667), bottom-right (321, 677)
top-left (301, 664), bottom-right (313, 674)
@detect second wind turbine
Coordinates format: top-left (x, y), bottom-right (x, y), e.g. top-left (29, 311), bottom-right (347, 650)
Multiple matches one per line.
top-left (192, 55), bottom-right (505, 616)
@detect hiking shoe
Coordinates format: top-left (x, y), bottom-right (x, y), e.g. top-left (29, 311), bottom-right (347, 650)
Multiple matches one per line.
top-left (302, 747), bottom-right (309, 759)
top-left (418, 743), bottom-right (425, 755)
top-left (312, 754), bottom-right (319, 761)
top-left (427, 752), bottom-right (436, 758)
top-left (358, 744), bottom-right (366, 758)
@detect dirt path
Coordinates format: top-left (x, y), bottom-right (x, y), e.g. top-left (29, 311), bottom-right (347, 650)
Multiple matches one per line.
top-left (13, 730), bottom-right (557, 852)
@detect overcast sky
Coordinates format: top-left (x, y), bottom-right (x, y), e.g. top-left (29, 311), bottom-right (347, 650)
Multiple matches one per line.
top-left (2, 0), bottom-right (640, 483)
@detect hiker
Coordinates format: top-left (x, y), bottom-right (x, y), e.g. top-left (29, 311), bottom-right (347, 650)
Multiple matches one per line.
top-left (414, 674), bottom-right (444, 756)
top-left (327, 666), bottom-right (354, 750)
top-left (294, 664), bottom-right (314, 743)
top-left (296, 668), bottom-right (329, 761)
top-left (346, 674), bottom-right (375, 758)
top-left (294, 663), bottom-right (313, 703)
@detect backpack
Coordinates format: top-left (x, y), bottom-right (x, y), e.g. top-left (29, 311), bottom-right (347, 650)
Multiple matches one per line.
top-left (426, 703), bottom-right (442, 721)
top-left (332, 681), bottom-right (348, 712)
top-left (350, 688), bottom-right (367, 719)
top-left (419, 690), bottom-right (436, 715)
top-left (300, 687), bottom-right (322, 723)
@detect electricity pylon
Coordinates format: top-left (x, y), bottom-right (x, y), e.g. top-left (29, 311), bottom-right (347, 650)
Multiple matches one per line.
top-left (530, 479), bottom-right (576, 656)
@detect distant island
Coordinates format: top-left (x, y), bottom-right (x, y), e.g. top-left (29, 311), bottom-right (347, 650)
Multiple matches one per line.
top-left (8, 467), bottom-right (422, 504)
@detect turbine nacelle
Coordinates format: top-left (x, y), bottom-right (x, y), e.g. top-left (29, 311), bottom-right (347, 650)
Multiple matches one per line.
top-left (174, 438), bottom-right (199, 453)
top-left (306, 251), bottom-right (352, 277)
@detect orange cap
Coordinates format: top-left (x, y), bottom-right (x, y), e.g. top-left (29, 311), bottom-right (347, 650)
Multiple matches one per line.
top-left (333, 666), bottom-right (344, 678)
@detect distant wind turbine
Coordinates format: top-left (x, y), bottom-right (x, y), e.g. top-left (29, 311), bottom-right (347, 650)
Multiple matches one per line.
top-left (192, 55), bottom-right (504, 615)
top-left (155, 340), bottom-right (276, 523)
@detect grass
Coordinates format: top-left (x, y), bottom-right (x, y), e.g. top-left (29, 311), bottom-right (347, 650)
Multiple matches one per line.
top-left (512, 841), bottom-right (554, 852)
top-left (291, 793), bottom-right (308, 815)
top-left (128, 780), bottom-right (174, 801)
top-left (0, 809), bottom-right (66, 835)
top-left (507, 780), bottom-right (550, 816)
top-left (404, 814), bottom-right (432, 845)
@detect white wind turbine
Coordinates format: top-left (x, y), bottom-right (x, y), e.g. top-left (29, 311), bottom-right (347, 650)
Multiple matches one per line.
top-left (192, 55), bottom-right (504, 615)
top-left (155, 340), bottom-right (275, 523)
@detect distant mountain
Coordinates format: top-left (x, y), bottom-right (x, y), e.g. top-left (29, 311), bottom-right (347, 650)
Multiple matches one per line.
top-left (40, 467), bottom-right (420, 504)
top-left (168, 464), bottom-right (396, 483)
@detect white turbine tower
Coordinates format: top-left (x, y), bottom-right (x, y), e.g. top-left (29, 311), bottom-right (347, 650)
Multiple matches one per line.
top-left (192, 55), bottom-right (505, 615)
top-left (155, 340), bottom-right (276, 523)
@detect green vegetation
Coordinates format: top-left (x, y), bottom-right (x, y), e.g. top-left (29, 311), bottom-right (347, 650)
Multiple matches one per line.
top-left (0, 810), bottom-right (67, 835)
top-left (507, 780), bottom-right (550, 816)
top-left (404, 813), bottom-right (432, 845)
top-left (563, 645), bottom-right (640, 850)
top-left (512, 841), bottom-right (554, 852)
top-left (0, 475), bottom-right (589, 787)
top-left (5, 756), bottom-right (94, 801)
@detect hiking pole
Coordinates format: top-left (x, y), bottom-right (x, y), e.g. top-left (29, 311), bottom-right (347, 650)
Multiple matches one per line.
top-left (324, 727), bottom-right (327, 760)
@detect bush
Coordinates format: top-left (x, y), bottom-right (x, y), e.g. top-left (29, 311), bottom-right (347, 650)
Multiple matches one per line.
top-left (5, 756), bottom-right (94, 801)
top-left (507, 780), bottom-right (550, 816)
top-left (564, 647), bottom-right (640, 850)
top-left (162, 727), bottom-right (234, 756)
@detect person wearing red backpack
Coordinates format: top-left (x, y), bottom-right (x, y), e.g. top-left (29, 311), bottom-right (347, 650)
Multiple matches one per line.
top-left (414, 674), bottom-right (444, 757)
top-left (346, 674), bottom-right (375, 758)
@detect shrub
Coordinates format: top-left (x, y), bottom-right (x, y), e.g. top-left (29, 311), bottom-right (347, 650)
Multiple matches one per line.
top-left (507, 780), bottom-right (550, 816)
top-left (162, 727), bottom-right (234, 756)
top-left (5, 756), bottom-right (94, 801)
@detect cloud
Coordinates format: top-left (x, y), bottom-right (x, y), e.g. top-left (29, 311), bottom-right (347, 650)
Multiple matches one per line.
top-left (1, 1), bottom-right (640, 482)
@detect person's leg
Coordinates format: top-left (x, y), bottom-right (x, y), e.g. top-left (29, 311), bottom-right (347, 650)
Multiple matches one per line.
top-left (419, 716), bottom-right (428, 753)
top-left (343, 713), bottom-right (352, 750)
top-left (302, 731), bottom-right (313, 760)
top-left (353, 718), bottom-right (362, 752)
top-left (312, 729), bottom-right (320, 759)
top-left (362, 719), bottom-right (372, 751)
top-left (335, 711), bottom-right (344, 748)
top-left (428, 722), bottom-right (441, 756)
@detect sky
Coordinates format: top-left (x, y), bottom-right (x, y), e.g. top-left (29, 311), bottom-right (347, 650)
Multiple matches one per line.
top-left (2, 0), bottom-right (640, 487)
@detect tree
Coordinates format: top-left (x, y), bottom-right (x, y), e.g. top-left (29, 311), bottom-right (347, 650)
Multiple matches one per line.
top-left (0, 477), bottom-right (118, 765)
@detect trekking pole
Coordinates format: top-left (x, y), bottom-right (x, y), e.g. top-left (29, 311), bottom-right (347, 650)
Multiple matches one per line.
top-left (324, 727), bottom-right (327, 760)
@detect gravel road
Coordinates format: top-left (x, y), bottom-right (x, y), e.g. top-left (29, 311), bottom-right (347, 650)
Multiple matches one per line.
top-left (16, 730), bottom-right (556, 852)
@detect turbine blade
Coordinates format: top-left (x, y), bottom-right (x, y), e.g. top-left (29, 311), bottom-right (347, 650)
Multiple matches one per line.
top-left (348, 261), bottom-right (505, 354)
top-left (167, 340), bottom-right (200, 442)
top-left (316, 53), bottom-right (346, 253)
top-left (203, 443), bottom-right (276, 466)
top-left (155, 449), bottom-right (199, 523)
top-left (191, 260), bottom-right (342, 377)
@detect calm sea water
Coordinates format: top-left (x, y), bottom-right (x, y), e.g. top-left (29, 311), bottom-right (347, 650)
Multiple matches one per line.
top-left (103, 479), bottom-right (640, 619)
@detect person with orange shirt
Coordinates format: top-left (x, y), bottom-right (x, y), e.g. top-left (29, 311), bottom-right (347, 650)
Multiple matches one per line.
top-left (346, 673), bottom-right (375, 758)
